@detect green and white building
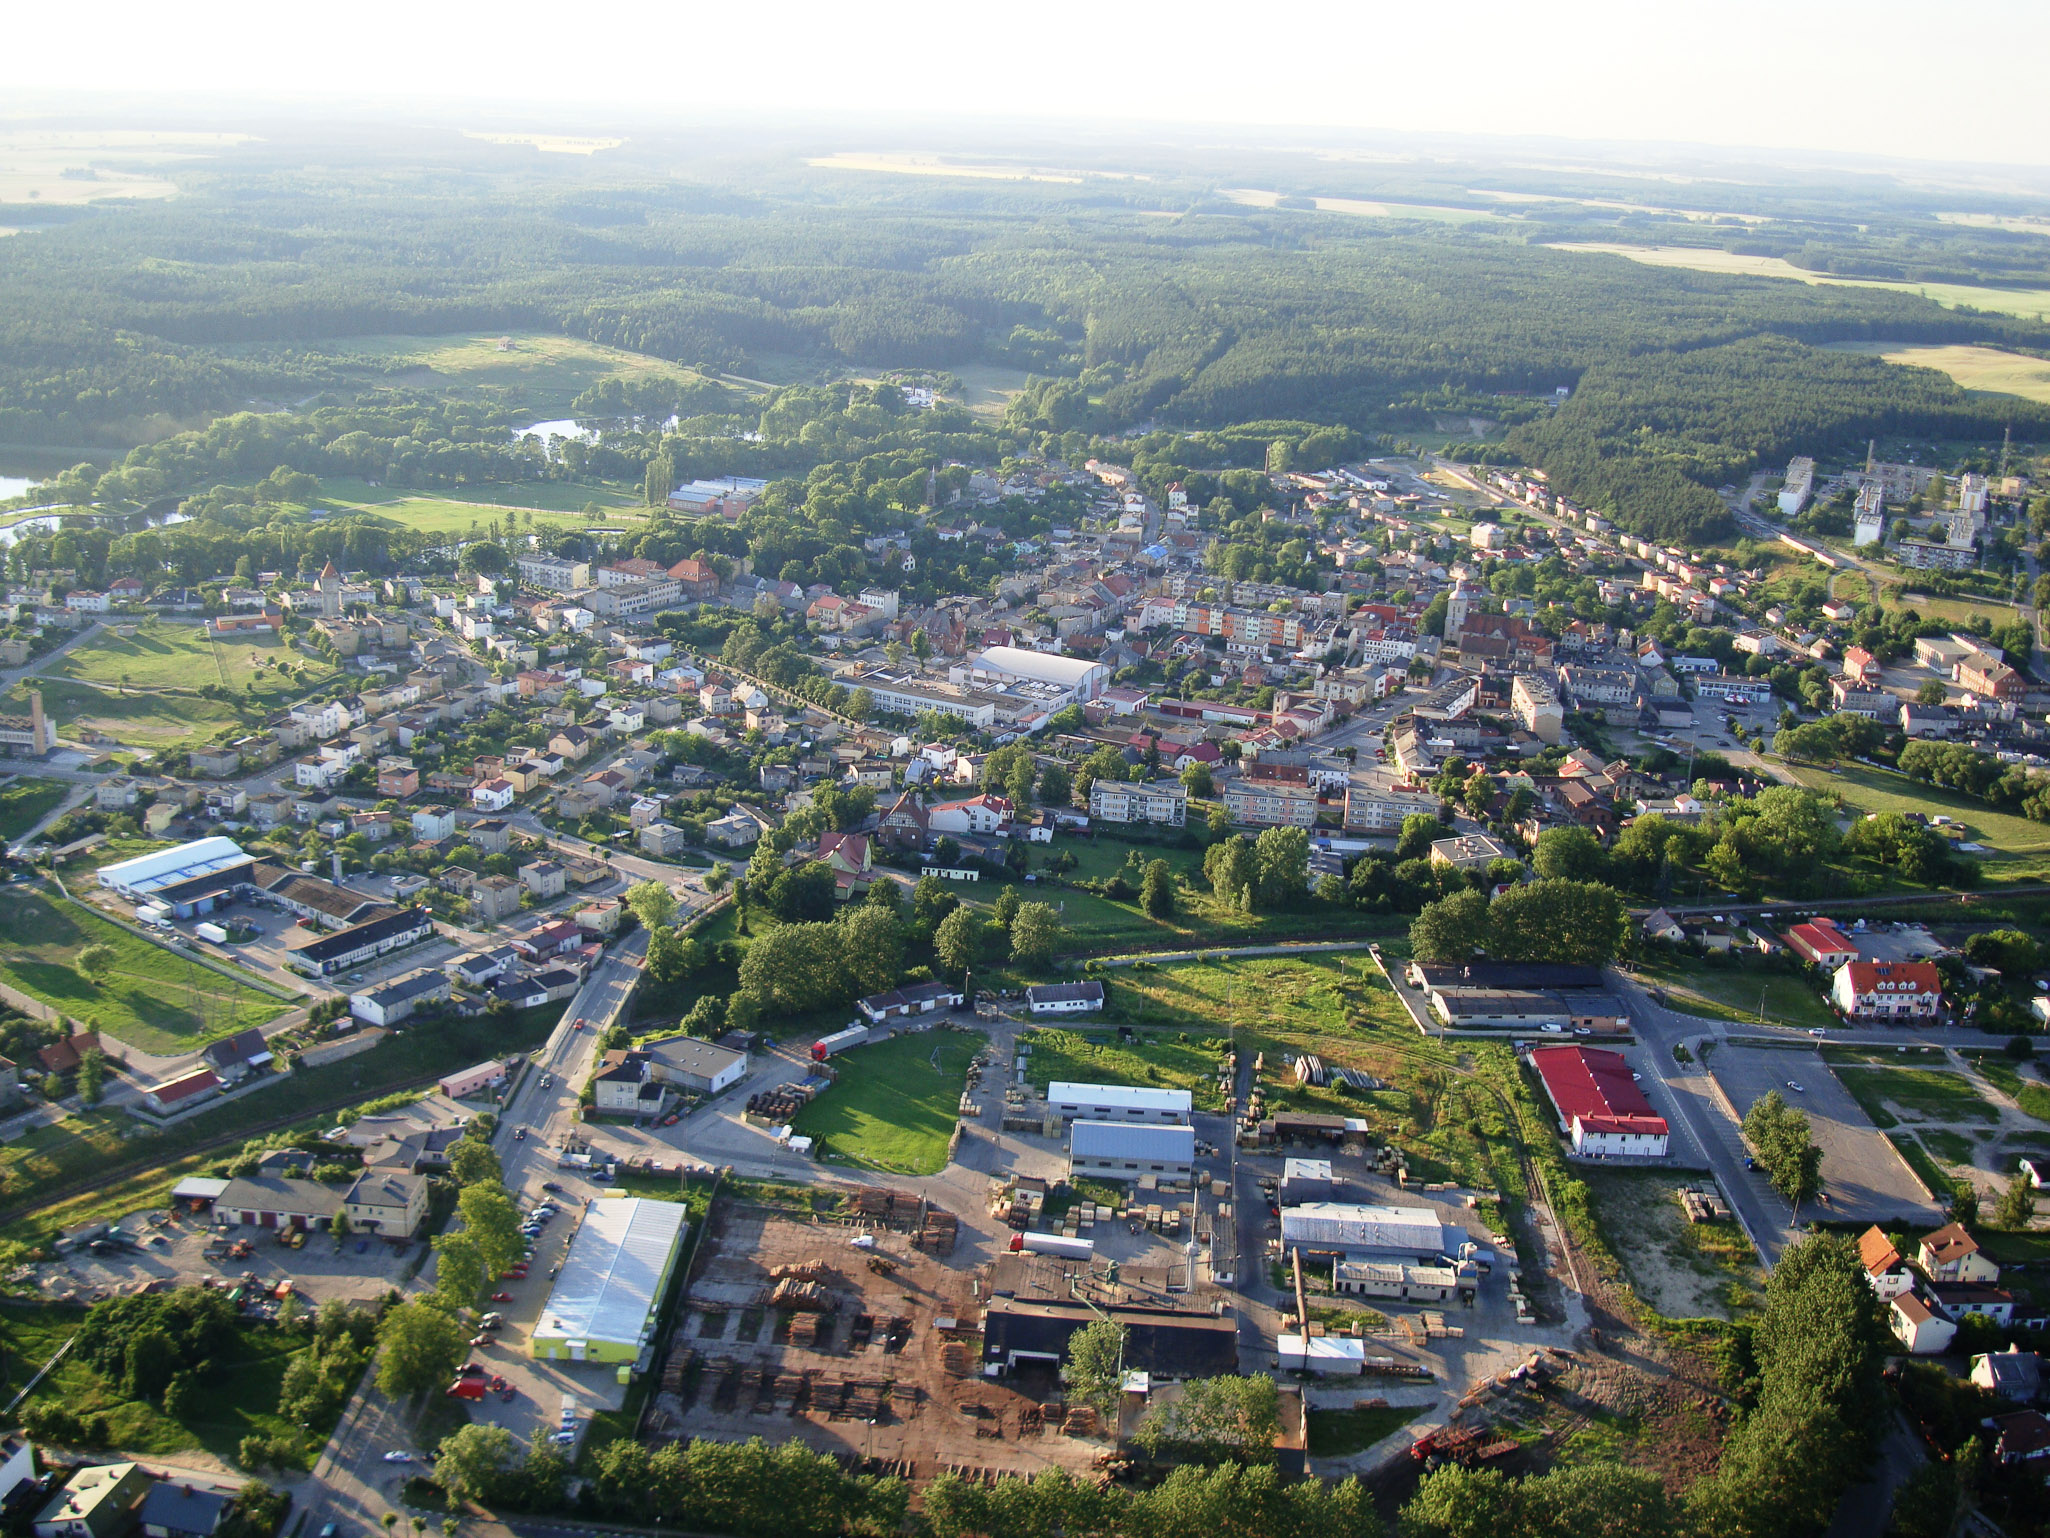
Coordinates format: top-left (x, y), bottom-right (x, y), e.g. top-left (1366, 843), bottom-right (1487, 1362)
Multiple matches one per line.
top-left (530, 1195), bottom-right (688, 1370)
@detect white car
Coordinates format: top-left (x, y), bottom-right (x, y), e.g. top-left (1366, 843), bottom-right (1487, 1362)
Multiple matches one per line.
top-left (382, 1451), bottom-right (414, 1464)
top-left (1786, 1081), bottom-right (1805, 1093)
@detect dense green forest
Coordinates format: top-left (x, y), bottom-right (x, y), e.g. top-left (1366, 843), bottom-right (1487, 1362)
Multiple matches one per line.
top-left (4, 129), bottom-right (2050, 545)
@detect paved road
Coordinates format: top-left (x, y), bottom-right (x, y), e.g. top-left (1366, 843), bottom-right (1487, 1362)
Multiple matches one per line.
top-left (294, 931), bottom-right (647, 1533)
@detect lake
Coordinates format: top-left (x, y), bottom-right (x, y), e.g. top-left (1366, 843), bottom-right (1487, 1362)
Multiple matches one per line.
top-left (0, 476), bottom-right (36, 501)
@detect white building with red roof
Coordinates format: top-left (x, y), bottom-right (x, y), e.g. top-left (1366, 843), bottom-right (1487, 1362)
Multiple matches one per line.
top-left (1833, 959), bottom-right (1942, 1020)
top-left (929, 793), bottom-right (1013, 836)
top-left (1785, 916), bottom-right (1860, 970)
top-left (1529, 1046), bottom-right (1669, 1158)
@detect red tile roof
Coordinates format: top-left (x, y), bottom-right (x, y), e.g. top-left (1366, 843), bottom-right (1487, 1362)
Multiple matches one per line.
top-left (1843, 960), bottom-right (1942, 997)
top-left (1530, 1046), bottom-right (1668, 1137)
top-left (1786, 917), bottom-right (1859, 965)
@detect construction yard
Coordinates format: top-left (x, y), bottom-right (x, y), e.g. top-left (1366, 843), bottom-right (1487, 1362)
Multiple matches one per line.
top-left (645, 1200), bottom-right (1110, 1481)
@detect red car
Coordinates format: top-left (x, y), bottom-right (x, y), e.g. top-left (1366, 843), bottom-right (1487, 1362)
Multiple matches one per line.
top-left (490, 1291), bottom-right (513, 1302)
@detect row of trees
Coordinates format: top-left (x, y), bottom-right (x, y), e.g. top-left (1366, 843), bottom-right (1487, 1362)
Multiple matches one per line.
top-left (1408, 878), bottom-right (1628, 967)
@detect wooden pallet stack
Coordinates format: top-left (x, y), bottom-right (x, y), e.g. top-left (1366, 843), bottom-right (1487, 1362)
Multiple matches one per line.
top-left (917, 1208), bottom-right (958, 1251)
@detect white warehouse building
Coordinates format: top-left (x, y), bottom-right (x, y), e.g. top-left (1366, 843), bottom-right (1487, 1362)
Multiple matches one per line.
top-left (1045, 1081), bottom-right (1192, 1125)
top-left (1068, 1122), bottom-right (1196, 1183)
top-left (1280, 1203), bottom-right (1463, 1263)
top-left (962, 645), bottom-right (1109, 703)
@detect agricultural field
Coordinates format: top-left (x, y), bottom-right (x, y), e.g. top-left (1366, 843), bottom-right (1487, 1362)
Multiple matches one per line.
top-left (0, 777), bottom-right (70, 840)
top-left (1627, 958), bottom-right (1837, 1032)
top-left (947, 362), bottom-right (1033, 417)
top-left (0, 890), bottom-right (291, 1053)
top-left (1017, 1025), bottom-right (1230, 1112)
top-left (1787, 762), bottom-right (2050, 861)
top-left (1820, 341), bottom-right (2050, 406)
top-left (790, 1027), bottom-right (987, 1175)
top-left (1576, 1167), bottom-right (1764, 1321)
top-left (1547, 244), bottom-right (2050, 322)
top-left (0, 1304), bottom-right (321, 1465)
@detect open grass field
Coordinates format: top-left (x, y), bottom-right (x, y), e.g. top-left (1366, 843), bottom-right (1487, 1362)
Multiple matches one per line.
top-left (0, 1305), bottom-right (322, 1465)
top-left (1820, 341), bottom-right (2050, 406)
top-left (1970, 1056), bottom-right (2050, 1123)
top-left (1835, 1064), bottom-right (2000, 1130)
top-left (1628, 959), bottom-right (1837, 1031)
top-left (1577, 1166), bottom-right (1765, 1320)
top-left (1871, 586), bottom-right (2028, 628)
top-left (0, 890), bottom-right (290, 1053)
top-left (1306, 1403), bottom-right (1424, 1458)
top-left (948, 362), bottom-right (1033, 418)
top-left (7, 676), bottom-right (248, 751)
top-left (1786, 762), bottom-right (2050, 858)
top-left (1018, 1025), bottom-right (1229, 1112)
top-left (53, 617), bottom-right (335, 697)
top-left (791, 1027), bottom-right (986, 1175)
top-left (1547, 244), bottom-right (2050, 322)
top-left (0, 777), bottom-right (70, 840)
top-left (234, 330), bottom-right (712, 414)
top-left (1221, 188), bottom-right (1500, 224)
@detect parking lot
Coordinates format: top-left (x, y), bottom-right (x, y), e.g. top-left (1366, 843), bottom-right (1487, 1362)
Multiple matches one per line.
top-left (1705, 1045), bottom-right (1942, 1225)
top-left (32, 1201), bottom-right (420, 1307)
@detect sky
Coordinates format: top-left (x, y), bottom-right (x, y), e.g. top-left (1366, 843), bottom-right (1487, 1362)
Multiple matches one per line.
top-left (16, 0), bottom-right (2050, 170)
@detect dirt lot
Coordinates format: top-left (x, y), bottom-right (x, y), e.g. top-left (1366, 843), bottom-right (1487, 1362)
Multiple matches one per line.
top-left (1706, 1046), bottom-right (1941, 1226)
top-left (1576, 1168), bottom-right (1763, 1322)
top-left (655, 1206), bottom-right (1108, 1479)
top-left (30, 1203), bottom-right (419, 1308)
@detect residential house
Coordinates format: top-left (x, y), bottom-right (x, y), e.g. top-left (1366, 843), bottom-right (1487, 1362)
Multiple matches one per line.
top-left (1222, 780), bottom-right (1318, 829)
top-left (34, 1462), bottom-right (152, 1538)
top-left (470, 875), bottom-right (523, 923)
top-left (1971, 1346), bottom-right (2046, 1404)
top-left (471, 778), bottom-right (515, 812)
top-left (520, 860), bottom-right (567, 899)
top-left (1785, 917), bottom-right (1860, 970)
top-left (1833, 960), bottom-right (1943, 1020)
top-left (1857, 1225), bottom-right (1915, 1300)
top-left (1918, 1222), bottom-right (1999, 1283)
top-left (1889, 1293), bottom-right (1957, 1355)
top-left (929, 793), bottom-right (1012, 836)
top-left (815, 830), bottom-right (874, 898)
top-left (343, 1170), bottom-right (428, 1236)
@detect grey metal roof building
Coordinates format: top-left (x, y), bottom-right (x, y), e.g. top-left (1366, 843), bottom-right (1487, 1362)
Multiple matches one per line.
top-left (1280, 1202), bottom-right (1461, 1262)
top-left (1068, 1121), bottom-right (1195, 1181)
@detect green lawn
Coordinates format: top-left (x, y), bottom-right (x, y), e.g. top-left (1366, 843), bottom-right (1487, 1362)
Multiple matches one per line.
top-left (0, 889), bottom-right (291, 1052)
top-left (320, 475), bottom-right (646, 515)
top-left (1019, 1026), bottom-right (1230, 1112)
top-left (1306, 1403), bottom-right (1423, 1457)
top-left (0, 1305), bottom-right (322, 1466)
top-left (1836, 1065), bottom-right (1999, 1128)
top-left (790, 1028), bottom-right (986, 1175)
top-left (52, 618), bottom-right (335, 696)
top-left (1107, 953), bottom-right (1381, 1037)
top-left (1890, 1133), bottom-right (1952, 1199)
top-left (1629, 958), bottom-right (1838, 1031)
top-left (3, 677), bottom-right (255, 751)
top-left (0, 778), bottom-right (70, 840)
top-left (1786, 763), bottom-right (2050, 859)
top-left (1918, 1128), bottom-right (1978, 1165)
top-left (325, 493), bottom-right (647, 538)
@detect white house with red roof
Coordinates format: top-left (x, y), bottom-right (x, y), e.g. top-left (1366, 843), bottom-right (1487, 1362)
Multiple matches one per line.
top-left (1842, 646), bottom-right (1881, 685)
top-left (1857, 1225), bottom-right (1915, 1300)
top-left (1890, 1292), bottom-right (1957, 1355)
top-left (1785, 916), bottom-right (1860, 970)
top-left (1833, 959), bottom-right (1942, 1020)
top-left (1529, 1045), bottom-right (1669, 1157)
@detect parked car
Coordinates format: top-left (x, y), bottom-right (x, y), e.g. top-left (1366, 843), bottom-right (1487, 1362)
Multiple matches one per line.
top-left (490, 1291), bottom-right (513, 1302)
top-left (383, 1451), bottom-right (413, 1464)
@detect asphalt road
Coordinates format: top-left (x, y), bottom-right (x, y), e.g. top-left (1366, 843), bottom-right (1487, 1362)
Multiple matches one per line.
top-left (294, 930), bottom-right (646, 1532)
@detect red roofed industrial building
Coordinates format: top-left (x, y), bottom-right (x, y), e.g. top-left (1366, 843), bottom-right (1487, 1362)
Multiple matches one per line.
top-left (1785, 916), bottom-right (1859, 970)
top-left (1833, 960), bottom-right (1943, 1020)
top-left (1530, 1046), bottom-right (1669, 1158)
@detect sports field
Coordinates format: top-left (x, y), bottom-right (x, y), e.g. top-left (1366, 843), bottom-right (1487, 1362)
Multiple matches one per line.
top-left (317, 477), bottom-right (648, 536)
top-left (0, 890), bottom-right (290, 1053)
top-left (1549, 244), bottom-right (2050, 323)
